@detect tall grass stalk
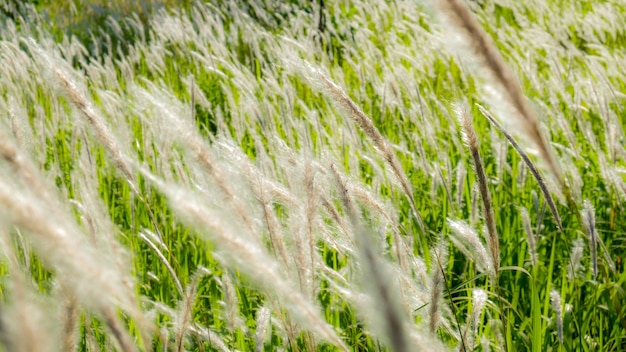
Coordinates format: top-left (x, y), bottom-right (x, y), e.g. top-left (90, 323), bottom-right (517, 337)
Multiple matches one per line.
top-left (437, 0), bottom-right (561, 182)
top-left (309, 64), bottom-right (426, 236)
top-left (139, 230), bottom-right (184, 296)
top-left (331, 163), bottom-right (411, 352)
top-left (456, 104), bottom-right (499, 275)
top-left (478, 105), bottom-right (563, 231)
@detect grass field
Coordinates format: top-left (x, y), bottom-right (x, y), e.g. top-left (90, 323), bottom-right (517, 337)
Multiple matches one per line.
top-left (0, 0), bottom-right (625, 351)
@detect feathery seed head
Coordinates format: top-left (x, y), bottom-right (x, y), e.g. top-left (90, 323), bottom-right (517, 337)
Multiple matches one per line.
top-left (550, 290), bottom-right (564, 344)
top-left (447, 219), bottom-right (494, 276)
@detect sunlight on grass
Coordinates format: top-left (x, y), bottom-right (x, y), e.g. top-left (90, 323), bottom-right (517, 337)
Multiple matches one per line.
top-left (0, 0), bottom-right (624, 351)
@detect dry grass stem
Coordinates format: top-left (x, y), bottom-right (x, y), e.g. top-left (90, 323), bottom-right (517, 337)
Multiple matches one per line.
top-left (60, 291), bottom-right (80, 352)
top-left (190, 325), bottom-right (232, 352)
top-left (0, 129), bottom-right (51, 202)
top-left (597, 236), bottom-right (616, 273)
top-left (568, 238), bottom-right (585, 280)
top-left (478, 105), bottom-right (562, 231)
top-left (330, 163), bottom-right (359, 223)
top-left (7, 97), bottom-right (30, 150)
top-left (103, 308), bottom-right (137, 352)
top-left (304, 159), bottom-right (318, 302)
top-left (347, 180), bottom-right (408, 270)
top-left (221, 272), bottom-right (241, 331)
top-left (241, 153), bottom-right (294, 270)
top-left (320, 195), bottom-right (352, 241)
top-left (437, 0), bottom-right (561, 181)
top-left (258, 191), bottom-right (292, 271)
top-left (312, 66), bottom-right (426, 234)
top-left (457, 105), bottom-right (499, 275)
top-left (331, 163), bottom-right (410, 352)
top-left (83, 315), bottom-right (103, 352)
top-left (151, 301), bottom-right (231, 352)
top-left (580, 200), bottom-right (614, 274)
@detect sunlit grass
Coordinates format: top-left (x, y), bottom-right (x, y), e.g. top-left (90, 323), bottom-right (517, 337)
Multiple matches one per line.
top-left (0, 0), bottom-right (625, 351)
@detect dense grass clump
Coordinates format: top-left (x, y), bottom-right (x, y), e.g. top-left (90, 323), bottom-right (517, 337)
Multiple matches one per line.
top-left (0, 0), bottom-right (625, 351)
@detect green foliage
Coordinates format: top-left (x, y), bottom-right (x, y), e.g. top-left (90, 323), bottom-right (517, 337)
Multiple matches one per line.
top-left (1, 0), bottom-right (625, 351)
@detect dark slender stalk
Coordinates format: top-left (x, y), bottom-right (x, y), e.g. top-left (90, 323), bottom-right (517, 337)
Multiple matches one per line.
top-left (458, 105), bottom-right (505, 351)
top-left (459, 107), bottom-right (499, 275)
top-left (477, 104), bottom-right (563, 231)
top-left (437, 0), bottom-right (561, 182)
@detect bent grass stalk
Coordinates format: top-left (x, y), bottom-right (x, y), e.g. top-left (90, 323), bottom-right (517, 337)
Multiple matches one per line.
top-left (457, 103), bottom-right (509, 351)
top-left (477, 105), bottom-right (562, 231)
top-left (309, 65), bottom-right (426, 237)
top-left (437, 0), bottom-right (562, 182)
top-left (139, 230), bottom-right (184, 297)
